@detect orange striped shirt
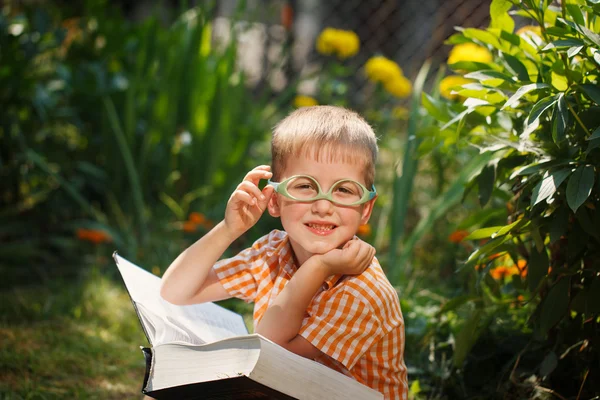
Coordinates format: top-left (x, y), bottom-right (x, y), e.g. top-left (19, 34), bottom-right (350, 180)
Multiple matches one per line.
top-left (214, 230), bottom-right (408, 399)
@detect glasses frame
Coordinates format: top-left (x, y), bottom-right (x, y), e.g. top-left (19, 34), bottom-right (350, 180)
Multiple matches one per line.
top-left (268, 175), bottom-right (377, 206)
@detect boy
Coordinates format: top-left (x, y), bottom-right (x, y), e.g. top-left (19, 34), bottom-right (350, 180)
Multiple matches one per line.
top-left (160, 105), bottom-right (408, 399)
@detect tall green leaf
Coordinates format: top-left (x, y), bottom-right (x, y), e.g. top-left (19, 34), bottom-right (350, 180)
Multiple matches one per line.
top-left (539, 278), bottom-right (570, 335)
top-left (388, 60), bottom-right (431, 274)
top-left (566, 165), bottom-right (595, 212)
top-left (502, 83), bottom-right (550, 110)
top-left (552, 93), bottom-right (569, 144)
top-left (530, 168), bottom-right (572, 208)
top-left (490, 0), bottom-right (515, 32)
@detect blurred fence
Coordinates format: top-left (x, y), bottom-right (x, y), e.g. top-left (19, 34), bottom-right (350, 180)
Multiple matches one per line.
top-left (121, 0), bottom-right (493, 93)
top-left (208, 0), bottom-right (493, 94)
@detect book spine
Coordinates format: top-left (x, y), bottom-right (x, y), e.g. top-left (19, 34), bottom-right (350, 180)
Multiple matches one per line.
top-left (141, 347), bottom-right (153, 394)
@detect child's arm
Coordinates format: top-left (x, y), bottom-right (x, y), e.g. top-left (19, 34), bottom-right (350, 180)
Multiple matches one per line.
top-left (160, 165), bottom-right (274, 305)
top-left (255, 238), bottom-right (375, 358)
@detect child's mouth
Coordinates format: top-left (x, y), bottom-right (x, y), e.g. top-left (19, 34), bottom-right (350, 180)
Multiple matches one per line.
top-left (305, 223), bottom-right (337, 235)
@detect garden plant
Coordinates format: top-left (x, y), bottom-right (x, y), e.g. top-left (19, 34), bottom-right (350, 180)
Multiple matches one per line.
top-left (416, 0), bottom-right (600, 397)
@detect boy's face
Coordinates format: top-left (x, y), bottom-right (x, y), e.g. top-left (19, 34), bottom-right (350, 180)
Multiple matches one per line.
top-left (267, 153), bottom-right (376, 266)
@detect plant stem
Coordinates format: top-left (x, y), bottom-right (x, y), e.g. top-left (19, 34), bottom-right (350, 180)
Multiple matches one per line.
top-left (566, 100), bottom-right (591, 137)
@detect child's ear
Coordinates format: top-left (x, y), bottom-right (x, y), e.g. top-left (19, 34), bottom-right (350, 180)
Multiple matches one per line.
top-left (267, 193), bottom-right (281, 217)
top-left (360, 195), bottom-right (377, 225)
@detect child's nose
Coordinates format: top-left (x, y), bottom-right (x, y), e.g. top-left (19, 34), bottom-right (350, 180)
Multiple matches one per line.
top-left (311, 198), bottom-right (334, 215)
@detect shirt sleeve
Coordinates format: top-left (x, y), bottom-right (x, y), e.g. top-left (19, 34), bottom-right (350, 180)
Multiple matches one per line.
top-left (213, 238), bottom-right (267, 303)
top-left (298, 286), bottom-right (386, 370)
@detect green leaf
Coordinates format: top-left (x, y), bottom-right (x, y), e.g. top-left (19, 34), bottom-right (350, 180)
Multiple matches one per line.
top-left (575, 207), bottom-right (600, 241)
top-left (448, 61), bottom-right (497, 72)
top-left (566, 4), bottom-right (585, 26)
top-left (530, 168), bottom-right (572, 208)
top-left (465, 69), bottom-right (516, 85)
top-left (528, 95), bottom-right (558, 125)
top-left (588, 126), bottom-right (600, 140)
top-left (502, 53), bottom-right (530, 82)
top-left (478, 164), bottom-right (496, 206)
top-left (502, 83), bottom-right (550, 110)
top-left (437, 295), bottom-right (480, 316)
top-left (510, 160), bottom-right (572, 179)
top-left (528, 246), bottom-right (549, 293)
top-left (464, 219), bottom-right (524, 240)
top-left (593, 48), bottom-right (600, 65)
top-left (490, 0), bottom-right (515, 32)
top-left (541, 38), bottom-right (586, 51)
top-left (539, 351), bottom-right (559, 378)
top-left (462, 28), bottom-right (504, 50)
top-left (580, 84), bottom-right (600, 105)
top-left (465, 234), bottom-right (512, 269)
top-left (571, 278), bottom-right (600, 314)
top-left (552, 93), bottom-right (569, 144)
top-left (549, 207), bottom-right (569, 244)
top-left (587, 138), bottom-right (600, 154)
top-left (422, 93), bottom-right (450, 122)
top-left (539, 278), bottom-right (570, 335)
top-left (567, 45), bottom-right (584, 58)
top-left (453, 309), bottom-right (484, 367)
top-left (566, 165), bottom-right (595, 212)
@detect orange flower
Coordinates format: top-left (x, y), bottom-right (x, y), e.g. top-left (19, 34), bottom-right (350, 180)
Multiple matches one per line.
top-left (281, 3), bottom-right (294, 31)
top-left (517, 260), bottom-right (527, 277)
top-left (488, 253), bottom-right (505, 261)
top-left (357, 224), bottom-right (372, 237)
top-left (517, 295), bottom-right (525, 302)
top-left (448, 230), bottom-right (469, 243)
top-left (490, 265), bottom-right (520, 280)
top-left (182, 221), bottom-right (197, 233)
top-left (76, 228), bottom-right (112, 244)
top-left (188, 212), bottom-right (206, 225)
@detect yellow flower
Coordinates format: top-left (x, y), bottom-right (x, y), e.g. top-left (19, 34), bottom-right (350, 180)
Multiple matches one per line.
top-left (316, 28), bottom-right (360, 59)
top-left (516, 25), bottom-right (542, 37)
top-left (383, 75), bottom-right (412, 98)
top-left (447, 43), bottom-right (493, 65)
top-left (364, 56), bottom-right (403, 84)
top-left (293, 95), bottom-right (318, 108)
top-left (439, 75), bottom-right (473, 100)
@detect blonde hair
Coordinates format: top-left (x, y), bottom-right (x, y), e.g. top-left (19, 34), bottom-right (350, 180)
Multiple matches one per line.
top-left (271, 105), bottom-right (378, 187)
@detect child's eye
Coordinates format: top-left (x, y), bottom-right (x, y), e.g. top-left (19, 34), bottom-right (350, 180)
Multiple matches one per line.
top-left (295, 184), bottom-right (314, 190)
top-left (335, 186), bottom-right (355, 195)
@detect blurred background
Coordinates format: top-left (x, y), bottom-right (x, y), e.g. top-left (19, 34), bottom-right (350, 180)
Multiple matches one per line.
top-left (2, 0), bottom-right (599, 398)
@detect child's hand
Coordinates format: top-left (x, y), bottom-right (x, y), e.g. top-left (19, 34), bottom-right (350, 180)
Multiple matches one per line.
top-left (316, 238), bottom-right (376, 277)
top-left (223, 165), bottom-right (274, 238)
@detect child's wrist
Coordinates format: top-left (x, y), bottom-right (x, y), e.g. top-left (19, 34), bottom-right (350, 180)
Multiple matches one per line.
top-left (216, 220), bottom-right (241, 243)
top-left (304, 256), bottom-right (332, 282)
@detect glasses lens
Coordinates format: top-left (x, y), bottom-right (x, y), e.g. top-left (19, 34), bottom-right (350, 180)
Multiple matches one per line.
top-left (285, 176), bottom-right (319, 200)
top-left (331, 180), bottom-right (364, 205)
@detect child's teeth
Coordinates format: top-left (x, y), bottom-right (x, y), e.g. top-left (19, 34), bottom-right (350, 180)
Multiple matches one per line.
top-left (309, 224), bottom-right (334, 230)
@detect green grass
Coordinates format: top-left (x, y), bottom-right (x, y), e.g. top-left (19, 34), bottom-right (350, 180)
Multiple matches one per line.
top-left (0, 268), bottom-right (150, 399)
top-left (0, 262), bottom-right (255, 400)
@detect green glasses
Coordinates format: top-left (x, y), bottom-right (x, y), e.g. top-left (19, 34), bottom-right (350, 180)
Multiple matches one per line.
top-left (268, 175), bottom-right (377, 206)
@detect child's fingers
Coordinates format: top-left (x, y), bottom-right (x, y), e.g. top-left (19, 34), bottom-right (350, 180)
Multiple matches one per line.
top-left (237, 181), bottom-right (266, 202)
top-left (243, 166), bottom-right (272, 185)
top-left (230, 189), bottom-right (256, 207)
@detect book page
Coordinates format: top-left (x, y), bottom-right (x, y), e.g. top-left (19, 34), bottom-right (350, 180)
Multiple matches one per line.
top-left (114, 253), bottom-right (248, 345)
top-left (161, 299), bottom-right (248, 343)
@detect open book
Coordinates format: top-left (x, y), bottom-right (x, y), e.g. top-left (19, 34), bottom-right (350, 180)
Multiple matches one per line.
top-left (114, 253), bottom-right (384, 400)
